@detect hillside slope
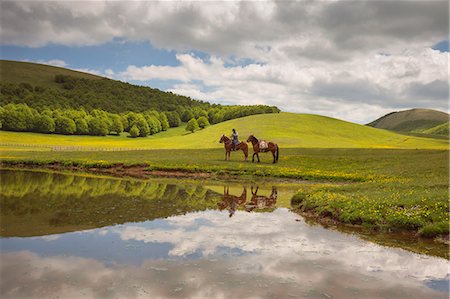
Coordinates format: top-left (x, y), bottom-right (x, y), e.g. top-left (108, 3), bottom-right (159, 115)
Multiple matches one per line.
top-left (0, 60), bottom-right (102, 89)
top-left (367, 108), bottom-right (449, 132)
top-left (421, 122), bottom-right (449, 136)
top-left (1, 113), bottom-right (447, 149)
top-left (0, 60), bottom-right (278, 116)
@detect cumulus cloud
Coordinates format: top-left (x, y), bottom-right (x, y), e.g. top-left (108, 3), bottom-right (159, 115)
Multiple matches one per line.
top-left (1, 209), bottom-right (448, 298)
top-left (118, 48), bottom-right (448, 123)
top-left (1, 1), bottom-right (448, 122)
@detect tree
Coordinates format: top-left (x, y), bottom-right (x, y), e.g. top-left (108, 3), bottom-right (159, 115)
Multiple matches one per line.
top-left (74, 118), bottom-right (89, 135)
top-left (197, 116), bottom-right (210, 129)
top-left (34, 115), bottom-right (55, 133)
top-left (55, 116), bottom-right (76, 134)
top-left (181, 110), bottom-right (194, 122)
top-left (110, 114), bottom-right (124, 135)
top-left (88, 118), bottom-right (109, 136)
top-left (135, 115), bottom-right (150, 137)
top-left (166, 111), bottom-right (181, 127)
top-left (186, 118), bottom-right (199, 133)
top-left (1, 104), bottom-right (29, 131)
top-left (159, 112), bottom-right (170, 131)
top-left (129, 125), bottom-right (140, 138)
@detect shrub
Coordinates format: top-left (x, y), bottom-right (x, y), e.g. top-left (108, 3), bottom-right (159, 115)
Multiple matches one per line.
top-left (186, 118), bottom-right (199, 133)
top-left (129, 125), bottom-right (140, 138)
top-left (197, 116), bottom-right (210, 129)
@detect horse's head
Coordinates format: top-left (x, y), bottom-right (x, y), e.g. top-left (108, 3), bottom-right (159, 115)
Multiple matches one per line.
top-left (247, 135), bottom-right (255, 143)
top-left (219, 134), bottom-right (225, 143)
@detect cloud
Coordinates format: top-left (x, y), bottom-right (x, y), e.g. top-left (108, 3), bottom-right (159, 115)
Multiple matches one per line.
top-left (118, 48), bottom-right (448, 123)
top-left (1, 1), bottom-right (448, 123)
top-left (1, 209), bottom-right (448, 298)
top-left (2, 250), bottom-right (446, 299)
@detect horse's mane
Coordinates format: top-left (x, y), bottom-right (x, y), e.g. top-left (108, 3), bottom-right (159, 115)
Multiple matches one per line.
top-left (252, 135), bottom-right (259, 143)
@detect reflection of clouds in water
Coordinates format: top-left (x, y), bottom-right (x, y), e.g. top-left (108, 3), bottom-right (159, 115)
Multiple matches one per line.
top-left (35, 235), bottom-right (60, 241)
top-left (1, 250), bottom-right (447, 299)
top-left (114, 209), bottom-right (448, 281)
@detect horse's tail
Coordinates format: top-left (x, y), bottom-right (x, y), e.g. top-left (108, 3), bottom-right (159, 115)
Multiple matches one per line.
top-left (276, 145), bottom-right (279, 162)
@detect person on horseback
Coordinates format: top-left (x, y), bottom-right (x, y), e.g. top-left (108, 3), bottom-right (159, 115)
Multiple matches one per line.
top-left (231, 128), bottom-right (239, 150)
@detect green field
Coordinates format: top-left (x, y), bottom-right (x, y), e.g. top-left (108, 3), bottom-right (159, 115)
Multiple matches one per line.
top-left (1, 113), bottom-right (448, 150)
top-left (0, 60), bottom-right (101, 89)
top-left (1, 112), bottom-right (448, 239)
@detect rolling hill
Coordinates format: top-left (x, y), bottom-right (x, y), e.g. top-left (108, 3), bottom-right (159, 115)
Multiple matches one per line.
top-left (421, 122), bottom-right (449, 136)
top-left (0, 60), bottom-right (277, 115)
top-left (0, 60), bottom-right (102, 88)
top-left (367, 108), bottom-right (449, 133)
top-left (0, 113), bottom-right (447, 150)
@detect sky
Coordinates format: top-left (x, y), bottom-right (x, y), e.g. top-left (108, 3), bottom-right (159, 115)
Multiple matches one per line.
top-left (0, 1), bottom-right (448, 124)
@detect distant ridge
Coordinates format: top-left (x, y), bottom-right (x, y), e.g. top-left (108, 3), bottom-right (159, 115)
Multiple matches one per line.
top-left (367, 108), bottom-right (449, 133)
top-left (0, 60), bottom-right (102, 89)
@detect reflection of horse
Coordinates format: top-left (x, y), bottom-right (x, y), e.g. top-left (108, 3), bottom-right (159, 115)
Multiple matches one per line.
top-left (218, 186), bottom-right (247, 217)
top-left (245, 186), bottom-right (277, 212)
top-left (219, 135), bottom-right (248, 161)
top-left (246, 135), bottom-right (279, 163)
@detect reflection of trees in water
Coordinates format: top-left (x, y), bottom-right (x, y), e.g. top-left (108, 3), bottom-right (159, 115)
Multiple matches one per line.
top-left (218, 186), bottom-right (277, 217)
top-left (0, 170), bottom-right (222, 236)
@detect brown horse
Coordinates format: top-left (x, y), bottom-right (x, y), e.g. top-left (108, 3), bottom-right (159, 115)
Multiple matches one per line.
top-left (219, 135), bottom-right (248, 161)
top-left (218, 186), bottom-right (247, 217)
top-left (246, 135), bottom-right (279, 163)
top-left (245, 186), bottom-right (277, 212)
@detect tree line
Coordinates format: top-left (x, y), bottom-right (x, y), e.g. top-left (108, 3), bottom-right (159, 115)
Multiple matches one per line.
top-left (0, 102), bottom-right (279, 137)
top-left (0, 75), bottom-right (280, 115)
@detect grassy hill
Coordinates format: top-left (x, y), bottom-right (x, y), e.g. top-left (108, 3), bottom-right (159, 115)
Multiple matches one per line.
top-left (421, 122), bottom-right (449, 136)
top-left (0, 60), bottom-right (277, 116)
top-left (367, 108), bottom-right (449, 133)
top-left (0, 60), bottom-right (102, 89)
top-left (1, 113), bottom-right (447, 150)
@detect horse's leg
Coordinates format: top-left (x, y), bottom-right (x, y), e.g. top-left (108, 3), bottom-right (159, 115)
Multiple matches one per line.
top-left (225, 150), bottom-right (228, 160)
top-left (272, 149), bottom-right (276, 163)
top-left (252, 153), bottom-right (256, 163)
top-left (257, 153), bottom-right (260, 163)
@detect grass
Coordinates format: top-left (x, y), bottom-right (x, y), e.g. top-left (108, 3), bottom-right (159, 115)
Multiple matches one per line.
top-left (0, 113), bottom-right (448, 238)
top-left (0, 60), bottom-right (101, 89)
top-left (1, 147), bottom-right (448, 238)
top-left (1, 113), bottom-right (448, 150)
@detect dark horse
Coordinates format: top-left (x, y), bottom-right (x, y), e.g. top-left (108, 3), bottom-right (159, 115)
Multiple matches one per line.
top-left (247, 135), bottom-right (279, 163)
top-left (219, 135), bottom-right (248, 161)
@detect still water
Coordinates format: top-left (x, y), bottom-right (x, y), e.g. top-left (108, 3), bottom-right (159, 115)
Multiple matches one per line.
top-left (0, 169), bottom-right (448, 299)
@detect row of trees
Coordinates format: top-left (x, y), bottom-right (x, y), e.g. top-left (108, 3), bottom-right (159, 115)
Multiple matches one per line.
top-left (0, 103), bottom-right (170, 137)
top-left (0, 103), bottom-right (279, 137)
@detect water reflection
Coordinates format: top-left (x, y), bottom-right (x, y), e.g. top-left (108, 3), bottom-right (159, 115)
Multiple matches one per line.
top-left (0, 169), bottom-right (222, 237)
top-left (1, 209), bottom-right (448, 299)
top-left (1, 169), bottom-right (449, 299)
top-left (218, 186), bottom-right (278, 217)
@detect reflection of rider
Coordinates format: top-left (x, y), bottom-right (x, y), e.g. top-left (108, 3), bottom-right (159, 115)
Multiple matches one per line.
top-left (231, 129), bottom-right (239, 150)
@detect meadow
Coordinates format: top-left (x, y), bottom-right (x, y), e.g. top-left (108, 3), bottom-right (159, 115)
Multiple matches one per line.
top-left (1, 112), bottom-right (448, 238)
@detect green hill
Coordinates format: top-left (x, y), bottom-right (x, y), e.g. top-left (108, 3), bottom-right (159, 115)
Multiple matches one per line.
top-left (367, 108), bottom-right (449, 132)
top-left (0, 60), bottom-right (277, 115)
top-left (1, 113), bottom-right (447, 149)
top-left (421, 122), bottom-right (449, 136)
top-left (0, 60), bottom-right (102, 89)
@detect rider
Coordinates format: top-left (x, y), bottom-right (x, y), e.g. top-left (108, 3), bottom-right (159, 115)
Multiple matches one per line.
top-left (231, 128), bottom-right (239, 150)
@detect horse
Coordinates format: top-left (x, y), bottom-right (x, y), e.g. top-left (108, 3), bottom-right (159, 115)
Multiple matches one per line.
top-left (218, 186), bottom-right (247, 217)
top-left (246, 135), bottom-right (279, 163)
top-left (245, 186), bottom-right (277, 212)
top-left (219, 135), bottom-right (248, 161)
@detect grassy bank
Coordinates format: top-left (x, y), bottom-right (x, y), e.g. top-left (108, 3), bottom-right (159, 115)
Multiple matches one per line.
top-left (1, 147), bottom-right (448, 238)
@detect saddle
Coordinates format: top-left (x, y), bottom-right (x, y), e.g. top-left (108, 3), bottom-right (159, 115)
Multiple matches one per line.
top-left (259, 140), bottom-right (268, 151)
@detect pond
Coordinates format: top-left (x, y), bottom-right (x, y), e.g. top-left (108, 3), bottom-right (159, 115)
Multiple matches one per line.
top-left (0, 169), bottom-right (448, 298)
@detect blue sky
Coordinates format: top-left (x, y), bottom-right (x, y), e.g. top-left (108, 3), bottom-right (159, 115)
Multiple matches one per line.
top-left (0, 1), bottom-right (448, 123)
